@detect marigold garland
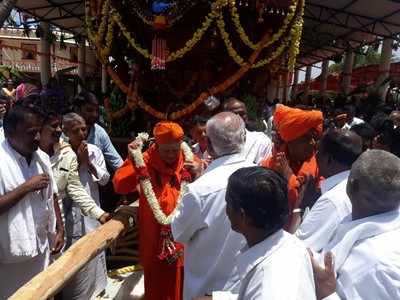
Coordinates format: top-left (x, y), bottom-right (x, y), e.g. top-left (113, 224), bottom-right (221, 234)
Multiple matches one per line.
top-left (111, 8), bottom-right (152, 59)
top-left (229, 0), bottom-right (298, 50)
top-left (217, 12), bottom-right (245, 66)
top-left (86, 0), bottom-right (305, 120)
top-left (217, 11), bottom-right (290, 69)
top-left (85, 0), bottom-right (97, 44)
top-left (100, 18), bottom-right (115, 58)
top-left (287, 0), bottom-right (305, 71)
top-left (96, 0), bottom-right (110, 45)
top-left (110, 1), bottom-right (225, 63)
top-left (104, 28), bottom-right (273, 121)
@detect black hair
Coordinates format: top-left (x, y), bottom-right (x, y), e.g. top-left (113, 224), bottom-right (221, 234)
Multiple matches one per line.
top-left (3, 105), bottom-right (44, 136)
top-left (370, 112), bottom-right (390, 132)
top-left (192, 115), bottom-right (208, 127)
top-left (344, 104), bottom-right (356, 116)
top-left (246, 120), bottom-right (266, 132)
top-left (320, 129), bottom-right (362, 167)
top-left (350, 123), bottom-right (375, 141)
top-left (73, 91), bottom-right (98, 110)
top-left (226, 167), bottom-right (289, 231)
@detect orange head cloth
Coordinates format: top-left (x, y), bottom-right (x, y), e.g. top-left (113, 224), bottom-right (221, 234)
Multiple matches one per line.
top-left (153, 121), bottom-right (184, 144)
top-left (273, 105), bottom-right (323, 142)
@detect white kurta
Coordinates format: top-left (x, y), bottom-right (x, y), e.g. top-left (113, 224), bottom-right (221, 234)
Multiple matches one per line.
top-left (296, 171), bottom-right (351, 252)
top-left (213, 231), bottom-right (316, 300)
top-left (342, 117), bottom-right (364, 130)
top-left (172, 153), bottom-right (254, 300)
top-left (321, 209), bottom-right (400, 300)
top-left (63, 143), bottom-right (110, 299)
top-left (0, 140), bottom-right (56, 298)
top-left (78, 144), bottom-right (110, 232)
top-left (244, 130), bottom-right (272, 165)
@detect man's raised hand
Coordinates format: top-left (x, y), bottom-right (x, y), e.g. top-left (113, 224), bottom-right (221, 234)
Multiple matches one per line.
top-left (24, 174), bottom-right (50, 192)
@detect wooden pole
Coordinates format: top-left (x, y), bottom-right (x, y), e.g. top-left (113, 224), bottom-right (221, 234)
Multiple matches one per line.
top-left (304, 65), bottom-right (312, 101)
top-left (9, 217), bottom-right (128, 300)
top-left (320, 60), bottom-right (329, 97)
top-left (378, 38), bottom-right (393, 100)
top-left (39, 22), bottom-right (51, 86)
top-left (342, 50), bottom-right (354, 94)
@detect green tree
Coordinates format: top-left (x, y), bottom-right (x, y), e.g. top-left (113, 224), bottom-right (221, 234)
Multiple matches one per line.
top-left (328, 44), bottom-right (384, 73)
top-left (0, 0), bottom-right (17, 28)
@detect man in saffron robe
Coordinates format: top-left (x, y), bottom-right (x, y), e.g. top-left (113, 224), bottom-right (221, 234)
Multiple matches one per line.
top-left (261, 105), bottom-right (323, 232)
top-left (113, 121), bottom-right (201, 300)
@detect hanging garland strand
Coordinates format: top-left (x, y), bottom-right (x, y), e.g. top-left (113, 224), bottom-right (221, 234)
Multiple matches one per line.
top-left (217, 10), bottom-right (290, 69)
top-left (86, 0), bottom-right (306, 120)
top-left (287, 0), bottom-right (305, 71)
top-left (111, 8), bottom-right (152, 59)
top-left (96, 0), bottom-right (111, 45)
top-left (229, 0), bottom-right (298, 50)
top-left (110, 1), bottom-right (225, 63)
top-left (104, 28), bottom-right (274, 121)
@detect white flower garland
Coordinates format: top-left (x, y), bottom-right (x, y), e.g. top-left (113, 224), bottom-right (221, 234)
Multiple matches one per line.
top-left (129, 133), bottom-right (193, 225)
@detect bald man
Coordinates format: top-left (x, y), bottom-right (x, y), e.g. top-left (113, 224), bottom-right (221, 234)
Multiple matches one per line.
top-left (296, 129), bottom-right (363, 252)
top-left (223, 98), bottom-right (272, 164)
top-left (172, 112), bottom-right (253, 300)
top-left (311, 150), bottom-right (400, 300)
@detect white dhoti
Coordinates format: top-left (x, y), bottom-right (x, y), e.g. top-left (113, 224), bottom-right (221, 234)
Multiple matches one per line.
top-left (61, 236), bottom-right (107, 300)
top-left (0, 251), bottom-right (50, 299)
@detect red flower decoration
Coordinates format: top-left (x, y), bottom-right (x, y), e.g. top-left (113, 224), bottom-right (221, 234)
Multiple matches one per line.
top-left (181, 168), bottom-right (192, 183)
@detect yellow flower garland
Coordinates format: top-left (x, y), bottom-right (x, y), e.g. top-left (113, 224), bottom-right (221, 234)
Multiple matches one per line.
top-left (111, 1), bottom-right (226, 63)
top-left (167, 3), bottom-right (220, 62)
top-left (87, 0), bottom-right (306, 120)
top-left (100, 18), bottom-right (115, 58)
top-left (229, 0), bottom-right (298, 50)
top-left (111, 8), bottom-right (152, 59)
top-left (288, 0), bottom-right (305, 71)
top-left (84, 1), bottom-right (96, 43)
top-left (96, 0), bottom-right (111, 45)
top-left (217, 11), bottom-right (290, 69)
top-left (217, 12), bottom-right (245, 66)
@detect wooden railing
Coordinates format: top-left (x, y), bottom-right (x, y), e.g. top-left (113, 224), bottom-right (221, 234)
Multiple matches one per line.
top-left (9, 215), bottom-right (129, 300)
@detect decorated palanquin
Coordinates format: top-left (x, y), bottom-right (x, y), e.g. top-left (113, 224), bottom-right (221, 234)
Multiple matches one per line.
top-left (85, 0), bottom-right (306, 125)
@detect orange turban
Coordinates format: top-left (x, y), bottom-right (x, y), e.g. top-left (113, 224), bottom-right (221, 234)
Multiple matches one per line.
top-left (273, 105), bottom-right (323, 142)
top-left (153, 121), bottom-right (184, 144)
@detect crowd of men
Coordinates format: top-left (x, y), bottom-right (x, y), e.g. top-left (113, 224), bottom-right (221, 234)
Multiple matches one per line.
top-left (0, 84), bottom-right (399, 300)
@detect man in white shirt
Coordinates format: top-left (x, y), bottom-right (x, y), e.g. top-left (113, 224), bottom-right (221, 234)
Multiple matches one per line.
top-left (62, 113), bottom-right (110, 298)
top-left (0, 105), bottom-right (64, 298)
top-left (38, 110), bottom-right (110, 300)
top-left (207, 167), bottom-right (316, 300)
top-left (296, 129), bottom-right (362, 252)
top-left (342, 105), bottom-right (364, 130)
top-left (311, 150), bottom-right (400, 300)
top-left (223, 98), bottom-right (272, 164)
top-left (172, 112), bottom-right (253, 300)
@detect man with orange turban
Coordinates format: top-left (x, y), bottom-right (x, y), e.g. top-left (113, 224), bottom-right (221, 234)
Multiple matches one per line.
top-left (113, 121), bottom-right (201, 300)
top-left (261, 105), bottom-right (323, 232)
